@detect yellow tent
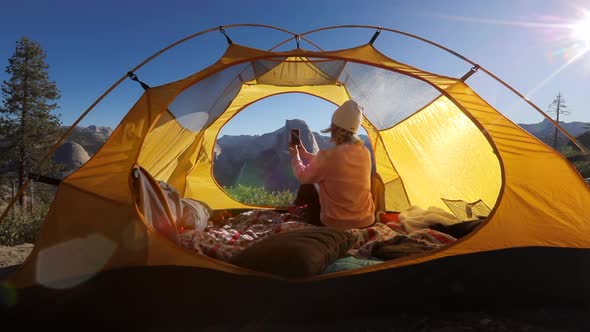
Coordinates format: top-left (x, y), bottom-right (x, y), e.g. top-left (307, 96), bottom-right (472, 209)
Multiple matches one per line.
top-left (3, 25), bottom-right (590, 323)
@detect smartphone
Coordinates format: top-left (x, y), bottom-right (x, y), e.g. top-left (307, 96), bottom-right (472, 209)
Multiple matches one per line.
top-left (290, 129), bottom-right (301, 146)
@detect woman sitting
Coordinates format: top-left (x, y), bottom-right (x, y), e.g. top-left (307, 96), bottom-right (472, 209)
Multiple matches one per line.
top-left (288, 100), bottom-right (375, 230)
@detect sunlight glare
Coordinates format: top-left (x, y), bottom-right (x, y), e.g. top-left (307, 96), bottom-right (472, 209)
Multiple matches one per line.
top-left (571, 10), bottom-right (590, 47)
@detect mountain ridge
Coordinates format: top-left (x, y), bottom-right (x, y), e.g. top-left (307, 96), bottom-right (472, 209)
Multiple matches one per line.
top-left (1, 119), bottom-right (589, 182)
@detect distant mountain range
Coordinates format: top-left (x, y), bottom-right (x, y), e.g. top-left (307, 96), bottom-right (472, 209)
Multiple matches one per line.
top-left (1, 119), bottom-right (588, 185)
top-left (213, 119), bottom-right (590, 190)
top-left (518, 119), bottom-right (589, 149)
top-left (62, 125), bottom-right (113, 156)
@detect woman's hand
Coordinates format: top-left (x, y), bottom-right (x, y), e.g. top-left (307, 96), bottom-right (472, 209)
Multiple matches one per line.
top-left (289, 143), bottom-right (300, 159)
top-left (298, 139), bottom-right (309, 155)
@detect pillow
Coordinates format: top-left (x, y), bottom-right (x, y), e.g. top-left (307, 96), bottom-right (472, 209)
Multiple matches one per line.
top-left (230, 228), bottom-right (354, 278)
top-left (178, 198), bottom-right (212, 231)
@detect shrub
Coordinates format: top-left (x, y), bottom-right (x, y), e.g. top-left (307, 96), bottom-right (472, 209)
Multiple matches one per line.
top-left (224, 185), bottom-right (294, 207)
top-left (562, 146), bottom-right (590, 178)
top-left (0, 205), bottom-right (48, 246)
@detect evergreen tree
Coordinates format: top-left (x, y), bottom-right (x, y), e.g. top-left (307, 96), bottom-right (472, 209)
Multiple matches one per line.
top-left (547, 92), bottom-right (570, 149)
top-left (0, 37), bottom-right (61, 210)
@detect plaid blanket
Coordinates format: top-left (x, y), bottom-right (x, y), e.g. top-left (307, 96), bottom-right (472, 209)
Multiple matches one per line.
top-left (178, 209), bottom-right (316, 261)
top-left (178, 210), bottom-right (457, 262)
top-left (345, 221), bottom-right (456, 259)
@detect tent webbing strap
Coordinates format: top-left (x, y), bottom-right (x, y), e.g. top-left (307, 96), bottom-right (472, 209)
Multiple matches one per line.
top-left (127, 72), bottom-right (151, 90)
top-left (369, 27), bottom-right (382, 45)
top-left (295, 35), bottom-right (301, 48)
top-left (567, 154), bottom-right (590, 162)
top-left (460, 65), bottom-right (480, 81)
top-left (219, 26), bottom-right (233, 45)
top-left (28, 173), bottom-right (61, 186)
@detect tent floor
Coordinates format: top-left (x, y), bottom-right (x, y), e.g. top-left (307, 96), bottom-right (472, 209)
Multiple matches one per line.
top-left (2, 247), bottom-right (590, 330)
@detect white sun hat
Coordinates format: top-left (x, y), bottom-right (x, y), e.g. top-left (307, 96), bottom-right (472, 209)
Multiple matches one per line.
top-left (331, 100), bottom-right (363, 133)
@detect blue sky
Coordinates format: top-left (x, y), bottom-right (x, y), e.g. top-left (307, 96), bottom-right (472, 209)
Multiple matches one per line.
top-left (1, 0), bottom-right (590, 136)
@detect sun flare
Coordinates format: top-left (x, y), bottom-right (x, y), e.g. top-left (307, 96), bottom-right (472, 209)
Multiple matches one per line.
top-left (571, 10), bottom-right (590, 47)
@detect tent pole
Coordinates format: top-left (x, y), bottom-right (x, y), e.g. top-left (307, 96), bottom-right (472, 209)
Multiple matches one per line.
top-left (476, 66), bottom-right (589, 154)
top-left (3, 23), bottom-right (586, 225)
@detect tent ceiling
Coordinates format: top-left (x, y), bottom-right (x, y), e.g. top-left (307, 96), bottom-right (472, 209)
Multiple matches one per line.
top-left (168, 52), bottom-right (444, 133)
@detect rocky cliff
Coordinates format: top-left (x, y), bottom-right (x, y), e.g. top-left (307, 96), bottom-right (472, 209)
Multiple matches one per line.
top-left (52, 141), bottom-right (90, 177)
top-left (215, 119), bottom-right (321, 192)
top-left (213, 119), bottom-right (378, 192)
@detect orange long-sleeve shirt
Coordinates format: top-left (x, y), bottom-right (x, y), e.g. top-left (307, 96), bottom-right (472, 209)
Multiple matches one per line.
top-left (291, 143), bottom-right (375, 230)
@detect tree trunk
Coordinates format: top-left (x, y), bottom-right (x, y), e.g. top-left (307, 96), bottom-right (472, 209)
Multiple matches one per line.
top-left (18, 150), bottom-right (26, 209)
top-left (11, 179), bottom-right (16, 200)
top-left (553, 94), bottom-right (561, 150)
top-left (18, 53), bottom-right (29, 210)
top-left (30, 180), bottom-right (35, 213)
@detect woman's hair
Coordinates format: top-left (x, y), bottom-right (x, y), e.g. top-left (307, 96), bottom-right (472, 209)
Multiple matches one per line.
top-left (321, 123), bottom-right (363, 145)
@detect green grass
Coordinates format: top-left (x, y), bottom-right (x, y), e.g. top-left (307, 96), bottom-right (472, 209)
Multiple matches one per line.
top-left (224, 184), bottom-right (294, 207)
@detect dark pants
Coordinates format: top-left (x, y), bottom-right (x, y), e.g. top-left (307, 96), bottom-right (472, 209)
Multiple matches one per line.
top-left (294, 184), bottom-right (376, 228)
top-left (293, 184), bottom-right (323, 226)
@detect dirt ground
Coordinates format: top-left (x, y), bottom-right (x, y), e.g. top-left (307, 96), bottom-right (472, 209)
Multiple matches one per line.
top-left (0, 243), bottom-right (32, 268)
top-left (1, 244), bottom-right (589, 331)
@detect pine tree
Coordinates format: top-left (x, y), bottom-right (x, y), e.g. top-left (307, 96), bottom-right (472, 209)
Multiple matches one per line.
top-left (547, 92), bottom-right (570, 149)
top-left (0, 37), bottom-right (61, 210)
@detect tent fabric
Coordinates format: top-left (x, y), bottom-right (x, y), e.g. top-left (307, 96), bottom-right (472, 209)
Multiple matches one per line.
top-left (8, 41), bottom-right (590, 289)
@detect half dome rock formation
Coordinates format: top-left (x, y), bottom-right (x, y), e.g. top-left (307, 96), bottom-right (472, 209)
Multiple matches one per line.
top-left (215, 119), bottom-right (321, 192)
top-left (53, 141), bottom-right (90, 170)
